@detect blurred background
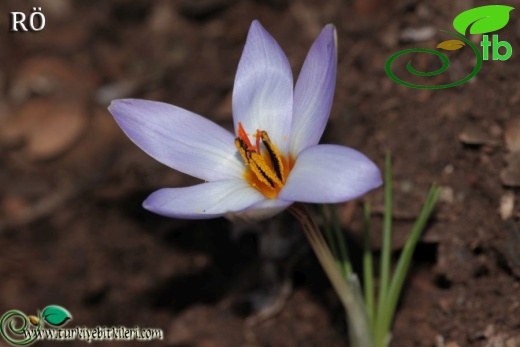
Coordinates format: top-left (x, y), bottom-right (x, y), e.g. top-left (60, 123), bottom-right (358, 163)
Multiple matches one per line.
top-left (1, 0), bottom-right (519, 346)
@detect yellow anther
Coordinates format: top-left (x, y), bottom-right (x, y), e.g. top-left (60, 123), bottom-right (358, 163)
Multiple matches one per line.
top-left (235, 128), bottom-right (289, 199)
top-left (259, 131), bottom-right (284, 183)
top-left (247, 151), bottom-right (283, 189)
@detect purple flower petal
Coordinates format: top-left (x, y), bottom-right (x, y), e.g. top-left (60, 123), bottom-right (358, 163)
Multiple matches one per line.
top-left (290, 25), bottom-right (337, 156)
top-left (279, 145), bottom-right (382, 203)
top-left (109, 99), bottom-right (243, 181)
top-left (226, 197), bottom-right (293, 223)
top-left (143, 180), bottom-right (266, 219)
top-left (232, 20), bottom-right (293, 155)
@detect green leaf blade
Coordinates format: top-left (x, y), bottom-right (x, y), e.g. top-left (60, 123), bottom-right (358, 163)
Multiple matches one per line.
top-left (379, 184), bottom-right (441, 344)
top-left (375, 152), bottom-right (393, 347)
top-left (362, 203), bottom-right (375, 328)
top-left (42, 305), bottom-right (72, 326)
top-left (453, 5), bottom-right (514, 35)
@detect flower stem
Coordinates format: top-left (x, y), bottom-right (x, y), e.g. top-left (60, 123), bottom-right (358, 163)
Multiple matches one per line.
top-left (329, 205), bottom-right (353, 277)
top-left (289, 203), bottom-right (374, 347)
top-left (319, 205), bottom-right (343, 273)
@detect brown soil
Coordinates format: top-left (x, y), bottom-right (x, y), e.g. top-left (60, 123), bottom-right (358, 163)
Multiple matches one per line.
top-left (1, 0), bottom-right (519, 346)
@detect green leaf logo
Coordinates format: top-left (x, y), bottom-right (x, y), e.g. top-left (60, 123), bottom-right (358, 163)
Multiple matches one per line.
top-left (42, 305), bottom-right (72, 326)
top-left (453, 5), bottom-right (514, 35)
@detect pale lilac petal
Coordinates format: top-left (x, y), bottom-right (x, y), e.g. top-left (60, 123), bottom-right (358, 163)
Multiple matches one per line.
top-left (143, 180), bottom-right (267, 219)
top-left (232, 20), bottom-right (293, 155)
top-left (279, 145), bottom-right (382, 203)
top-left (290, 25), bottom-right (337, 156)
top-left (226, 198), bottom-right (293, 223)
top-left (109, 99), bottom-right (243, 181)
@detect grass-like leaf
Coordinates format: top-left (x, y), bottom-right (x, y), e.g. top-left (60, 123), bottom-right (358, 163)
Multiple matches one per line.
top-left (375, 153), bottom-right (393, 345)
top-left (363, 203), bottom-right (375, 327)
top-left (378, 184), bottom-right (441, 343)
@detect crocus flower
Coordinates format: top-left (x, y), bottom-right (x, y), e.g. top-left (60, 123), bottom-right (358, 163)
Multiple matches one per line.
top-left (108, 20), bottom-right (382, 222)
